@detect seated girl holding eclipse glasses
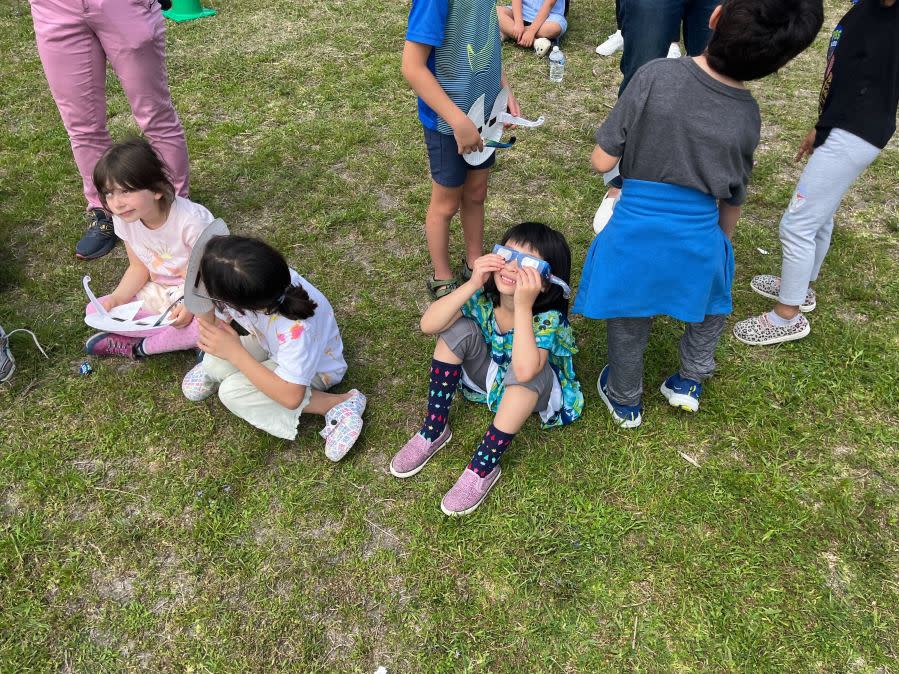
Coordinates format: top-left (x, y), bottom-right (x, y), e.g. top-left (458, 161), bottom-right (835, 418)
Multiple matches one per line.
top-left (390, 222), bottom-right (584, 516)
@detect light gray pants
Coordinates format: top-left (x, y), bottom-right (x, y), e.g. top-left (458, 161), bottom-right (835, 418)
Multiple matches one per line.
top-left (778, 128), bottom-right (881, 306)
top-left (607, 315), bottom-right (727, 406)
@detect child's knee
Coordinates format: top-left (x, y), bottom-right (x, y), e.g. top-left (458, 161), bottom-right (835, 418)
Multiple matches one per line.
top-left (429, 190), bottom-right (461, 220)
top-left (201, 354), bottom-right (231, 382)
top-left (217, 376), bottom-right (245, 413)
top-left (439, 317), bottom-right (481, 355)
top-left (462, 181), bottom-right (488, 208)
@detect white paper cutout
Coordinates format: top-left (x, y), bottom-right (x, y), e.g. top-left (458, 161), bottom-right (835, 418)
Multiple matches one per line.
top-left (463, 87), bottom-right (545, 166)
top-left (83, 276), bottom-right (176, 334)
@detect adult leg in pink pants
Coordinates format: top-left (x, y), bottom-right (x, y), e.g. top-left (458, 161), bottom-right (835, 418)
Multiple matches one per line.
top-left (29, 0), bottom-right (190, 260)
top-left (85, 295), bottom-right (199, 359)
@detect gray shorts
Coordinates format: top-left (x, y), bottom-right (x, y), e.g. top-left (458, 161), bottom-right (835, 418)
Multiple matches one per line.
top-left (439, 317), bottom-right (554, 412)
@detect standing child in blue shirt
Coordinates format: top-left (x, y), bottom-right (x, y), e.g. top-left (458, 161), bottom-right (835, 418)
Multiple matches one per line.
top-left (573, 0), bottom-right (823, 427)
top-left (403, 0), bottom-right (520, 299)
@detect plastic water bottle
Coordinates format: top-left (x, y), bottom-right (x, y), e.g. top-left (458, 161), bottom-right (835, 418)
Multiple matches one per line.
top-left (549, 46), bottom-right (565, 83)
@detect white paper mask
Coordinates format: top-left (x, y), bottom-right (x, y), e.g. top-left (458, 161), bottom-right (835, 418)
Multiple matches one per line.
top-left (463, 87), bottom-right (545, 166)
top-left (83, 276), bottom-right (177, 334)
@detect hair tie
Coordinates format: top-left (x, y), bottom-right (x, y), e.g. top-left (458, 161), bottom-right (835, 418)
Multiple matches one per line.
top-left (276, 284), bottom-right (291, 304)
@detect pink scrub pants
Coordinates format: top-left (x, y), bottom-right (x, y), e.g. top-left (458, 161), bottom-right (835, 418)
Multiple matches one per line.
top-left (29, 0), bottom-right (190, 210)
top-left (85, 293), bottom-right (199, 355)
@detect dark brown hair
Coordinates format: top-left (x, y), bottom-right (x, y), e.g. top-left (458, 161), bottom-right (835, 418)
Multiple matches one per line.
top-left (199, 235), bottom-right (317, 320)
top-left (706, 0), bottom-right (824, 81)
top-left (483, 221), bottom-right (572, 316)
top-left (92, 137), bottom-right (176, 211)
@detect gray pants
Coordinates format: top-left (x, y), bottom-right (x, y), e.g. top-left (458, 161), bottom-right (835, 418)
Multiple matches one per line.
top-left (778, 128), bottom-right (881, 306)
top-left (607, 314), bottom-right (726, 406)
top-left (440, 317), bottom-right (554, 412)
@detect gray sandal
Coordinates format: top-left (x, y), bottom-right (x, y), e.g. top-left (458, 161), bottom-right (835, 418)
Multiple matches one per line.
top-left (427, 276), bottom-right (459, 299)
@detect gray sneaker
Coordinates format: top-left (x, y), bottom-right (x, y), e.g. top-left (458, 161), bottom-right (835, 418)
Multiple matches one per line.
top-left (1, 325), bottom-right (49, 383)
top-left (750, 275), bottom-right (816, 312)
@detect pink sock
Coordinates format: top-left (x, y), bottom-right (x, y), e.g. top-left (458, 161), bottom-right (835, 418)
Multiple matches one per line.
top-left (140, 319), bottom-right (199, 355)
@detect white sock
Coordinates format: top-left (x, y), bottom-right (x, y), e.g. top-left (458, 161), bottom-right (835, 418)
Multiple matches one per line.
top-left (767, 310), bottom-right (800, 327)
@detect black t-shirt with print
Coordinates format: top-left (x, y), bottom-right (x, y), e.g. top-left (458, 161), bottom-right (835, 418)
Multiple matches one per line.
top-left (815, 0), bottom-right (899, 149)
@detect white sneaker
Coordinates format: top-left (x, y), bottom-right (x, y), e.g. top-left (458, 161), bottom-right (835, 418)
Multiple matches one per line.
top-left (667, 42), bottom-right (682, 58)
top-left (593, 191), bottom-right (621, 234)
top-left (596, 30), bottom-right (624, 56)
top-left (181, 362), bottom-right (218, 401)
top-left (0, 325), bottom-right (48, 383)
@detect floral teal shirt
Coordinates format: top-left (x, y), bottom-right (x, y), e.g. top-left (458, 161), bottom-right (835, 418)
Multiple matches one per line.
top-left (460, 289), bottom-right (584, 428)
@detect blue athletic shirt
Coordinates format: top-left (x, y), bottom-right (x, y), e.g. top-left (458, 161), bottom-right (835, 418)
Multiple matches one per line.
top-left (406, 0), bottom-right (502, 135)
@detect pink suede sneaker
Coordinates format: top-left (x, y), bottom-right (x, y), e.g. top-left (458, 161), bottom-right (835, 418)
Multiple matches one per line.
top-left (440, 466), bottom-right (502, 516)
top-left (389, 425), bottom-right (452, 478)
top-left (85, 332), bottom-right (141, 359)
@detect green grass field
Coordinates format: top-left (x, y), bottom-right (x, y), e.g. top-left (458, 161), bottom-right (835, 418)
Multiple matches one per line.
top-left (1, 0), bottom-right (897, 671)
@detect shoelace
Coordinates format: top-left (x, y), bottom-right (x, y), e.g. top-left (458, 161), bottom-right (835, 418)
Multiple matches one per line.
top-left (86, 210), bottom-right (114, 232)
top-left (4, 329), bottom-right (49, 359)
top-left (107, 337), bottom-right (137, 357)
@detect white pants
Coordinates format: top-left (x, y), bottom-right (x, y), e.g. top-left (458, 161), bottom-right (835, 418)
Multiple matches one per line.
top-left (203, 335), bottom-right (327, 440)
top-left (778, 128), bottom-right (881, 306)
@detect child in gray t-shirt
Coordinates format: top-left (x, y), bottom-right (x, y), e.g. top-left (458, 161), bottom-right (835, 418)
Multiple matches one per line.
top-left (571, 0), bottom-right (823, 428)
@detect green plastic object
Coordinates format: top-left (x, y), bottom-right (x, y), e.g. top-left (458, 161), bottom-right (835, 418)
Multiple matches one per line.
top-left (163, 0), bottom-right (216, 22)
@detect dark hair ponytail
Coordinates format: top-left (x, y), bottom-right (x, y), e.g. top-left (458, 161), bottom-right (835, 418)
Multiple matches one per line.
top-left (277, 284), bottom-right (318, 321)
top-left (199, 235), bottom-right (317, 320)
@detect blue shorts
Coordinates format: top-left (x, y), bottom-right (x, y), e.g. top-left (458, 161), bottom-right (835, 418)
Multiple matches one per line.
top-left (424, 127), bottom-right (495, 188)
top-left (502, 5), bottom-right (568, 35)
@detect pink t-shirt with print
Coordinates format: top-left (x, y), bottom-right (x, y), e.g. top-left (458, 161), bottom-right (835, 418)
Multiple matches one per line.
top-left (113, 196), bottom-right (215, 286)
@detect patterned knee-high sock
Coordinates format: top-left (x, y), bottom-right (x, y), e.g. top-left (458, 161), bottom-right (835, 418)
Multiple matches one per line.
top-left (419, 358), bottom-right (462, 441)
top-left (468, 424), bottom-right (516, 477)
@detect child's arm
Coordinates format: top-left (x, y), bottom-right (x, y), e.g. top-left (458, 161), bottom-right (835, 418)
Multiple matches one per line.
top-left (795, 128), bottom-right (817, 162)
top-left (519, 0), bottom-right (556, 46)
top-left (502, 71), bottom-right (520, 120)
top-left (103, 243), bottom-right (150, 311)
top-left (511, 266), bottom-right (549, 382)
top-left (402, 41), bottom-right (483, 154)
top-left (718, 201), bottom-right (741, 240)
top-left (167, 303), bottom-right (194, 328)
top-left (197, 319), bottom-right (307, 409)
top-left (510, 0), bottom-right (526, 40)
top-left (591, 145), bottom-right (620, 173)
top-left (195, 309), bottom-right (216, 325)
top-left (420, 253), bottom-right (506, 335)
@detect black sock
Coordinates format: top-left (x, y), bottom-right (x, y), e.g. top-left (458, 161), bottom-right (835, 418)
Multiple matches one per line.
top-left (468, 424), bottom-right (515, 477)
top-left (419, 358), bottom-right (462, 441)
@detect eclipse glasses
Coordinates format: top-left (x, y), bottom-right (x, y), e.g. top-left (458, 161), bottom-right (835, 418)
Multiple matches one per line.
top-left (492, 244), bottom-right (571, 299)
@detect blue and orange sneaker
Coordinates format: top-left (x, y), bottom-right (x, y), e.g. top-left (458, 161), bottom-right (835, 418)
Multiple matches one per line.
top-left (660, 372), bottom-right (702, 413)
top-left (597, 364), bottom-right (642, 428)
